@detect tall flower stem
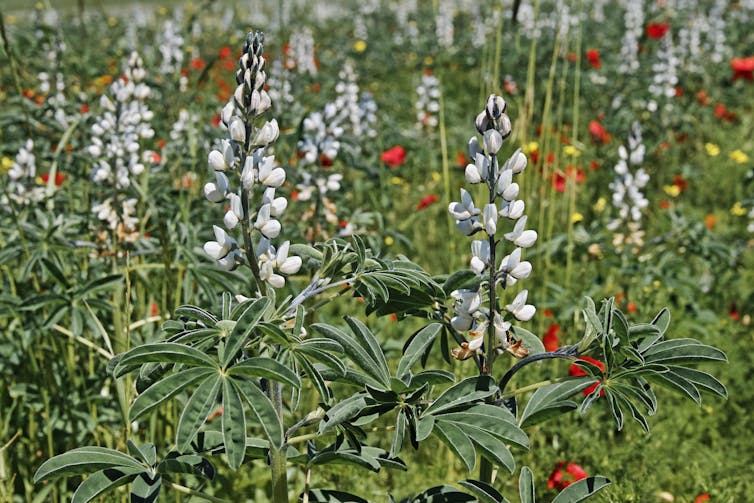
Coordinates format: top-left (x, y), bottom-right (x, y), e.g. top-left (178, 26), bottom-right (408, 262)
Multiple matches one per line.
top-left (269, 380), bottom-right (289, 502)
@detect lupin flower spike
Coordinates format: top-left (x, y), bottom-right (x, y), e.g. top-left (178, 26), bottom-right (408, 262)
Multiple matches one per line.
top-left (448, 94), bottom-right (537, 363)
top-left (203, 31), bottom-right (301, 288)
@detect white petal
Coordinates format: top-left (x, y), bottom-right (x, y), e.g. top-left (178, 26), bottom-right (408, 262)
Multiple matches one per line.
top-left (203, 241), bottom-right (225, 260)
top-left (515, 230), bottom-right (538, 248)
top-left (465, 164), bottom-right (482, 184)
top-left (279, 256), bottom-right (302, 275)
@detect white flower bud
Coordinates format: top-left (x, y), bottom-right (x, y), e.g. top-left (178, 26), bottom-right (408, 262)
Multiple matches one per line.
top-left (475, 111), bottom-right (489, 133)
top-left (486, 94), bottom-right (506, 119)
top-left (208, 150), bottom-right (226, 171)
top-left (252, 119), bottom-right (279, 146)
top-left (507, 149), bottom-right (527, 174)
top-left (483, 129), bottom-right (503, 154)
top-left (229, 117), bottom-right (246, 143)
top-left (483, 203), bottom-right (498, 235)
top-left (506, 289), bottom-right (536, 321)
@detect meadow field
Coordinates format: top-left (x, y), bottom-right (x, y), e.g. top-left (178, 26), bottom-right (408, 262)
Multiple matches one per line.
top-left (0, 0), bottom-right (752, 501)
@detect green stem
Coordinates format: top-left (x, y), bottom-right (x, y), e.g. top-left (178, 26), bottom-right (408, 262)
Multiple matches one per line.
top-left (269, 381), bottom-right (288, 502)
top-left (166, 481), bottom-right (228, 503)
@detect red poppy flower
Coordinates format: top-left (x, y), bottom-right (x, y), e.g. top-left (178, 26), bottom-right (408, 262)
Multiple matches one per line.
top-left (150, 301), bottom-right (159, 317)
top-left (589, 160), bottom-right (600, 171)
top-left (211, 114), bottom-right (222, 127)
top-left (219, 46), bottom-right (232, 59)
top-left (627, 301), bottom-right (637, 314)
top-left (551, 172), bottom-right (567, 193)
top-left (417, 194), bottom-right (439, 210)
top-left (694, 495), bottom-right (710, 503)
top-left (731, 56), bottom-right (754, 81)
top-left (659, 200), bottom-right (671, 209)
top-left (729, 303), bottom-right (740, 322)
top-left (586, 49), bottom-right (601, 69)
top-left (190, 57), bottom-right (206, 70)
top-left (380, 146), bottom-right (407, 168)
top-left (547, 461), bottom-right (588, 491)
top-left (714, 103), bottom-right (736, 122)
top-left (542, 309), bottom-right (553, 318)
top-left (40, 172), bottom-right (66, 186)
top-left (704, 214), bottom-right (717, 230)
top-left (569, 356), bottom-right (605, 396)
top-left (646, 22), bottom-right (670, 39)
top-left (566, 52), bottom-right (577, 62)
top-left (456, 151), bottom-right (467, 168)
top-left (320, 153), bottom-right (334, 167)
top-left (589, 120), bottom-right (610, 144)
top-left (157, 139), bottom-right (167, 149)
top-left (80, 104), bottom-right (89, 114)
top-left (543, 324), bottom-right (561, 352)
top-left (530, 149), bottom-right (540, 165)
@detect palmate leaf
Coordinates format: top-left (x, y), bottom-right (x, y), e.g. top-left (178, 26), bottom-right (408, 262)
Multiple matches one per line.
top-left (422, 376), bottom-right (498, 416)
top-left (642, 338), bottom-right (727, 365)
top-left (518, 378), bottom-right (595, 428)
top-left (158, 453), bottom-right (215, 480)
top-left (433, 421), bottom-right (476, 471)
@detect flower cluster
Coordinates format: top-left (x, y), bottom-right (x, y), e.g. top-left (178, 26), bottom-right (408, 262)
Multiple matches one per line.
top-left (448, 95), bottom-right (537, 360)
top-left (202, 32), bottom-right (301, 288)
top-left (435, 0), bottom-right (454, 48)
top-left (607, 121), bottom-right (649, 250)
top-left (618, 0), bottom-right (644, 74)
top-left (648, 33), bottom-right (679, 101)
top-left (157, 19), bottom-right (185, 76)
top-left (5, 140), bottom-right (45, 206)
top-left (87, 51), bottom-right (154, 236)
top-left (415, 71), bottom-right (440, 129)
top-left (547, 461), bottom-right (588, 491)
top-left (286, 28), bottom-right (318, 75)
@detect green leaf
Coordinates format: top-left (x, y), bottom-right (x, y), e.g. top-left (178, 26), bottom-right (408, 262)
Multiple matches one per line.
top-left (345, 316), bottom-right (391, 383)
top-left (295, 355), bottom-right (332, 402)
top-left (390, 410), bottom-right (406, 458)
top-left (305, 489), bottom-right (369, 503)
top-left (158, 454), bottom-right (215, 480)
top-left (397, 323), bottom-right (442, 377)
top-left (70, 466), bottom-right (145, 503)
top-left (175, 305), bottom-right (219, 326)
top-left (319, 395), bottom-right (368, 434)
top-left (416, 416), bottom-right (434, 442)
top-left (433, 420), bottom-right (476, 472)
top-left (669, 366), bottom-right (727, 398)
top-left (228, 357), bottom-right (300, 389)
top-left (442, 269), bottom-right (479, 295)
top-left (519, 378), bottom-right (594, 428)
top-left (467, 429), bottom-right (516, 474)
top-left (234, 379), bottom-right (283, 449)
top-left (309, 450), bottom-right (381, 472)
top-left (221, 377), bottom-right (247, 470)
top-left (34, 447), bottom-right (144, 482)
top-left (642, 339), bottom-right (727, 365)
top-left (130, 473), bottom-right (161, 503)
top-left (440, 404), bottom-right (527, 448)
top-left (115, 343), bottom-right (217, 377)
top-left (130, 367), bottom-right (215, 422)
top-left (518, 466), bottom-right (535, 503)
top-left (177, 374), bottom-right (223, 452)
top-left (126, 441), bottom-right (156, 467)
top-left (41, 258), bottom-right (70, 289)
top-left (312, 322), bottom-right (390, 388)
top-left (410, 370), bottom-right (456, 388)
top-left (222, 297), bottom-right (270, 368)
top-left (458, 479), bottom-right (509, 503)
top-left (408, 485), bottom-right (476, 502)
top-left (550, 476), bottom-right (611, 502)
top-left (422, 376), bottom-right (498, 416)
top-left (295, 345), bottom-right (347, 378)
top-left (651, 307), bottom-right (671, 336)
top-left (646, 371), bottom-right (702, 404)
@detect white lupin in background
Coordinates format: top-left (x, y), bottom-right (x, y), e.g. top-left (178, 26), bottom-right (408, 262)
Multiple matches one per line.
top-left (415, 72), bottom-right (440, 129)
top-left (447, 94), bottom-right (537, 361)
top-left (607, 121), bottom-right (650, 250)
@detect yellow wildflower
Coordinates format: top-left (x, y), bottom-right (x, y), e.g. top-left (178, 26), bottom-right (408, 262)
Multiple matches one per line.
top-left (730, 150), bottom-right (749, 164)
top-left (107, 17), bottom-right (118, 27)
top-left (593, 197), bottom-right (607, 212)
top-left (391, 176), bottom-right (406, 186)
top-left (731, 202), bottom-right (747, 216)
top-left (6, 16), bottom-right (16, 24)
top-left (35, 2), bottom-right (44, 9)
top-left (570, 212), bottom-right (583, 224)
top-left (423, 56), bottom-right (433, 66)
top-left (384, 236), bottom-right (395, 246)
top-left (563, 145), bottom-right (581, 158)
top-left (431, 172), bottom-right (441, 182)
top-left (522, 141), bottom-right (539, 154)
top-left (705, 143), bottom-right (720, 156)
top-left (1, 157), bottom-right (13, 174)
top-left (353, 40), bottom-right (367, 53)
top-left (158, 6), bottom-right (168, 15)
top-left (663, 185), bottom-right (681, 197)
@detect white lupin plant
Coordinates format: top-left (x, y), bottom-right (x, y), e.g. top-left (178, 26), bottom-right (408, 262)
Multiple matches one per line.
top-left (607, 121), bottom-right (650, 250)
top-left (202, 31), bottom-right (301, 289)
top-left (6, 140), bottom-right (45, 206)
top-left (87, 51), bottom-right (154, 235)
top-left (415, 72), bottom-right (440, 129)
top-left (448, 94), bottom-right (537, 363)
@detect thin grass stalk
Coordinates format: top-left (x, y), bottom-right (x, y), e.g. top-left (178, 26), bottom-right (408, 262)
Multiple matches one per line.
top-left (438, 84), bottom-right (456, 268)
top-left (565, 1), bottom-right (583, 292)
